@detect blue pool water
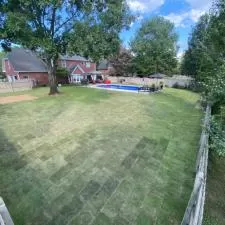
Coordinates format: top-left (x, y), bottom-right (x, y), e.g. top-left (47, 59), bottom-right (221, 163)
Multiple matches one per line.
top-left (97, 84), bottom-right (140, 92)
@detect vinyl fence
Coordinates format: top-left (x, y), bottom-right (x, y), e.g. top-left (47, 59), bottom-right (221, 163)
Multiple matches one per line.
top-left (107, 76), bottom-right (193, 88)
top-left (181, 105), bottom-right (211, 225)
top-left (0, 80), bottom-right (33, 94)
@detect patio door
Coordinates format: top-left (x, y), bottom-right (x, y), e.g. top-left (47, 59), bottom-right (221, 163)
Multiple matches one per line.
top-left (72, 74), bottom-right (82, 83)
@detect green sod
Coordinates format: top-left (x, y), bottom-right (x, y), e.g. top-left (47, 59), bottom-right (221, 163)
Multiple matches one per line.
top-left (0, 87), bottom-right (202, 225)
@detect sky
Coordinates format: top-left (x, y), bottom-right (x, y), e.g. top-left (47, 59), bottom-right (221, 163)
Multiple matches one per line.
top-left (120, 0), bottom-right (212, 58)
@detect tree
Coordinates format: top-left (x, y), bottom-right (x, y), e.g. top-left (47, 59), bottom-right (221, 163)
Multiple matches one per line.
top-left (109, 47), bottom-right (134, 76)
top-left (181, 14), bottom-right (217, 81)
top-left (130, 16), bottom-right (178, 75)
top-left (1, 0), bottom-right (132, 94)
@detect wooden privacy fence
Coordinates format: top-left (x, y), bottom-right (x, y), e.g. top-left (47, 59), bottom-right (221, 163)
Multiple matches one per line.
top-left (181, 105), bottom-right (211, 225)
top-left (0, 80), bottom-right (33, 93)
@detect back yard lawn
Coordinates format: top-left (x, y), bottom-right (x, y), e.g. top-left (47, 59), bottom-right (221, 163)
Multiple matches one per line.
top-left (0, 87), bottom-right (202, 225)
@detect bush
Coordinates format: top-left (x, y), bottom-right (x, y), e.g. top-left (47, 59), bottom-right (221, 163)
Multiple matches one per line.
top-left (56, 67), bottom-right (69, 77)
top-left (172, 82), bottom-right (188, 89)
top-left (159, 81), bottom-right (164, 89)
top-left (151, 83), bottom-right (156, 92)
top-left (209, 117), bottom-right (225, 157)
top-left (81, 79), bottom-right (89, 85)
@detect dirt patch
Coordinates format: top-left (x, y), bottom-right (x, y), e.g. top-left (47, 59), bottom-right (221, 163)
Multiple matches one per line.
top-left (0, 95), bottom-right (37, 104)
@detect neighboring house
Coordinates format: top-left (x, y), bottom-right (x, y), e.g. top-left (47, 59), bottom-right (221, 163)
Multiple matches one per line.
top-left (97, 60), bottom-right (114, 76)
top-left (2, 48), bottom-right (101, 85)
top-left (59, 55), bottom-right (100, 83)
top-left (2, 48), bottom-right (48, 85)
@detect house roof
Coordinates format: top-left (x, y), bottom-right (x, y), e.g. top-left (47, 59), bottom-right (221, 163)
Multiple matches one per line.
top-left (60, 55), bottom-right (89, 62)
top-left (97, 60), bottom-right (110, 70)
top-left (7, 48), bottom-right (47, 72)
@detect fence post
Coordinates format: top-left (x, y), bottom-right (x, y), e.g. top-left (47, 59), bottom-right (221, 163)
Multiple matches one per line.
top-left (10, 82), bottom-right (14, 93)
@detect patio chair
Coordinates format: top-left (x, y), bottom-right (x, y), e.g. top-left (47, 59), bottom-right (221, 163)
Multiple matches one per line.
top-left (138, 85), bottom-right (151, 93)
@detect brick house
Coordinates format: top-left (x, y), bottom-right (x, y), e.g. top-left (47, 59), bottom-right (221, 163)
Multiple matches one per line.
top-left (2, 48), bottom-right (101, 85)
top-left (2, 48), bottom-right (49, 85)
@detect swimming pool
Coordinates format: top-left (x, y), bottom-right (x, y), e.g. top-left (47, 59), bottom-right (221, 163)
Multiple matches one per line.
top-left (96, 84), bottom-right (140, 92)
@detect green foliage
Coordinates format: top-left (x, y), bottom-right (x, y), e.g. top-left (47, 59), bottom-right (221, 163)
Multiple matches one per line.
top-left (109, 47), bottom-right (134, 76)
top-left (180, 14), bottom-right (217, 81)
top-left (202, 65), bottom-right (225, 104)
top-left (56, 67), bottom-right (69, 77)
top-left (130, 16), bottom-right (178, 75)
top-left (210, 117), bottom-right (225, 157)
top-left (181, 1), bottom-right (225, 83)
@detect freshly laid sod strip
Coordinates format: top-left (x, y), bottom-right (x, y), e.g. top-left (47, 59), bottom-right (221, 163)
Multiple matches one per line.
top-left (0, 87), bottom-right (202, 225)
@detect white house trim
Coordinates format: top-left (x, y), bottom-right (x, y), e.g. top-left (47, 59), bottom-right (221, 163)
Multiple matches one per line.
top-left (71, 64), bottom-right (85, 75)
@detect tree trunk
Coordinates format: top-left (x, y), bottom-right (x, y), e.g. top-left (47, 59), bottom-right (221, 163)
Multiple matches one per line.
top-left (48, 59), bottom-right (59, 95)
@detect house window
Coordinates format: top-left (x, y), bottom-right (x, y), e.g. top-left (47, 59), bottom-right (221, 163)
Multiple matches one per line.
top-left (61, 60), bottom-right (66, 68)
top-left (23, 75), bottom-right (29, 79)
top-left (86, 62), bottom-right (90, 68)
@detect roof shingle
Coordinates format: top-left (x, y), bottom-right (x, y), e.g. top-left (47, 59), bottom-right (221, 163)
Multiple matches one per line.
top-left (7, 48), bottom-right (47, 72)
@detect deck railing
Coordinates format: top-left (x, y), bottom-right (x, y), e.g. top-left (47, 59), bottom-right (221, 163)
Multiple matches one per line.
top-left (181, 105), bottom-right (211, 225)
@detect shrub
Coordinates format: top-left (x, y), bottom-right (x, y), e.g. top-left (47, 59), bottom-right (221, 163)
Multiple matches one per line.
top-left (209, 117), bottom-right (225, 157)
top-left (159, 81), bottom-right (164, 89)
top-left (151, 83), bottom-right (156, 92)
top-left (56, 67), bottom-right (69, 77)
top-left (81, 79), bottom-right (89, 85)
top-left (172, 82), bottom-right (188, 89)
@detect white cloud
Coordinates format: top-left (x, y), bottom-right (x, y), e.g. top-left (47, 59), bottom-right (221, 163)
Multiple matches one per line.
top-left (164, 9), bottom-right (205, 27)
top-left (185, 0), bottom-right (211, 11)
top-left (164, 0), bottom-right (212, 28)
top-left (164, 13), bottom-right (186, 27)
top-left (127, 0), bottom-right (165, 13)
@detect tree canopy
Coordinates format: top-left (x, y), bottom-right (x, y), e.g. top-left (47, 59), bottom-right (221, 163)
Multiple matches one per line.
top-left (130, 16), bottom-right (178, 76)
top-left (1, 0), bottom-right (132, 94)
top-left (181, 14), bottom-right (217, 81)
top-left (109, 47), bottom-right (134, 76)
top-left (181, 0), bottom-right (225, 83)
